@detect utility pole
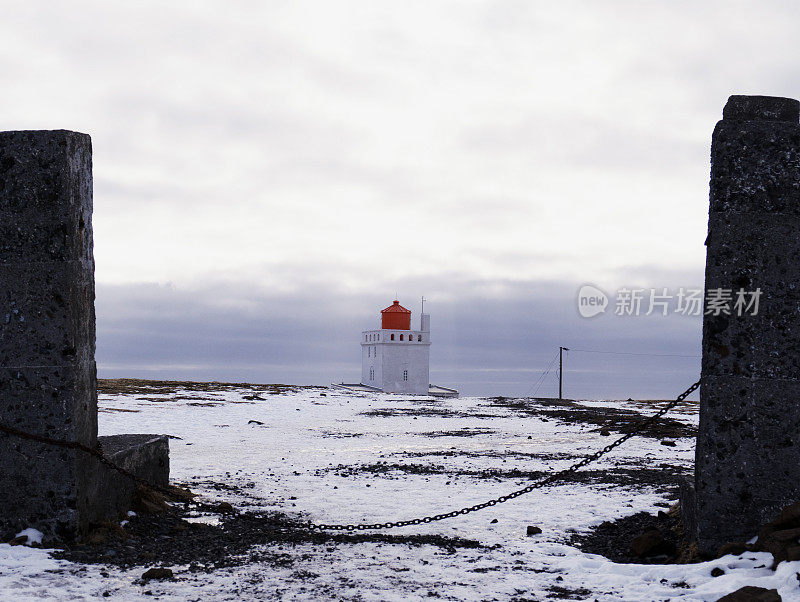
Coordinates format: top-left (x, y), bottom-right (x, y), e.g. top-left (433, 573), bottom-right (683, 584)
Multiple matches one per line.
top-left (559, 346), bottom-right (569, 400)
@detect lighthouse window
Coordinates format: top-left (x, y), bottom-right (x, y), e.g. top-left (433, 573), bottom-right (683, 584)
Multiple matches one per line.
top-left (418, 335), bottom-right (422, 342)
top-left (403, 370), bottom-right (408, 381)
top-left (390, 334), bottom-right (394, 341)
top-left (399, 334), bottom-right (404, 341)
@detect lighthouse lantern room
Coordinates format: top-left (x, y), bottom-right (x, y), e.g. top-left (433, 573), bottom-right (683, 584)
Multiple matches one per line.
top-left (361, 300), bottom-right (431, 395)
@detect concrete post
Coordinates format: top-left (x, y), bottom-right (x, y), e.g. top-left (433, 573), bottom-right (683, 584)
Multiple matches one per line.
top-left (0, 130), bottom-right (97, 540)
top-left (696, 96), bottom-right (800, 554)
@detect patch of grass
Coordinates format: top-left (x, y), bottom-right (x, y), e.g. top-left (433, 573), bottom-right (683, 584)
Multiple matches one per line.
top-left (98, 378), bottom-right (318, 397)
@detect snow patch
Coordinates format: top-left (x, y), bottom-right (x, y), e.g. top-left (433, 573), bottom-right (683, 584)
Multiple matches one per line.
top-left (14, 528), bottom-right (43, 546)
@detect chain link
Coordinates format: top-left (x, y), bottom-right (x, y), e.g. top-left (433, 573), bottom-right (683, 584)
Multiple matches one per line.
top-left (308, 380), bottom-right (701, 531)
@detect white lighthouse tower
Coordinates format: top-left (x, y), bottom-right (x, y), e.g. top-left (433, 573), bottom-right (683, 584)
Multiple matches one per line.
top-left (361, 300), bottom-right (430, 395)
top-left (332, 299), bottom-right (457, 397)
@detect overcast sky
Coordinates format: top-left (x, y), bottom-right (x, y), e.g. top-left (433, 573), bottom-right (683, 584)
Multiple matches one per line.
top-left (2, 1), bottom-right (798, 397)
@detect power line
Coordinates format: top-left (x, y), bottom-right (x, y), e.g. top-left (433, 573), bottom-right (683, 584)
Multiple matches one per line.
top-left (524, 350), bottom-right (559, 398)
top-left (522, 347), bottom-right (697, 399)
top-left (568, 348), bottom-right (699, 359)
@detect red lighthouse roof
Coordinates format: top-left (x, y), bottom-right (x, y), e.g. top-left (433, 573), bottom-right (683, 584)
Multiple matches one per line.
top-left (381, 300), bottom-right (411, 330)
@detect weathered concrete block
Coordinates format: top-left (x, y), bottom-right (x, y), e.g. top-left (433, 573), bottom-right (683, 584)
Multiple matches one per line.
top-left (0, 130), bottom-right (170, 543)
top-left (0, 262), bottom-right (96, 368)
top-left (0, 131), bottom-right (93, 263)
top-left (696, 96), bottom-right (800, 554)
top-left (0, 131), bottom-right (96, 541)
top-left (84, 435), bottom-right (170, 526)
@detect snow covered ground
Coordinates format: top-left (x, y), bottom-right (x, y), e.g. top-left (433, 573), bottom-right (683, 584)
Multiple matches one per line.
top-left (1, 385), bottom-right (798, 601)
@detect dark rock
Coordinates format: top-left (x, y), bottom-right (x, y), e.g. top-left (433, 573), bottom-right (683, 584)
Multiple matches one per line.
top-left (750, 523), bottom-right (800, 567)
top-left (630, 528), bottom-right (676, 558)
top-left (759, 539), bottom-right (790, 568)
top-left (764, 527), bottom-right (800, 543)
top-left (141, 567), bottom-right (173, 581)
top-left (247, 420), bottom-right (264, 425)
top-left (490, 519), bottom-right (498, 524)
top-left (716, 585), bottom-right (781, 602)
top-left (717, 504), bottom-right (800, 570)
top-left (571, 511), bottom-right (685, 565)
top-left (773, 501), bottom-right (800, 529)
top-left (660, 440), bottom-right (676, 447)
top-left (526, 526), bottom-right (542, 536)
top-left (717, 542), bottom-right (749, 557)
top-left (787, 546), bottom-right (800, 562)
top-left (599, 429), bottom-right (611, 436)
top-left (133, 487), bottom-right (170, 515)
top-left (216, 502), bottom-right (234, 513)
top-left (711, 567), bottom-right (725, 577)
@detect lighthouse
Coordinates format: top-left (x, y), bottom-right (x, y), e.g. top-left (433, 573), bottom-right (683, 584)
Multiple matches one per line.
top-left (360, 300), bottom-right (431, 395)
top-left (332, 300), bottom-right (457, 397)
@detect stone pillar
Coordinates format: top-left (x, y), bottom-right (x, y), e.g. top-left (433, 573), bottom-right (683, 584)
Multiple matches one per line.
top-left (0, 130), bottom-right (97, 541)
top-left (696, 96), bottom-right (800, 554)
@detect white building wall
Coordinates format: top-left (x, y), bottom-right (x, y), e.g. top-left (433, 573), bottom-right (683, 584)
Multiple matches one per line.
top-left (361, 330), bottom-right (383, 387)
top-left (379, 342), bottom-right (429, 394)
top-left (362, 326), bottom-right (430, 394)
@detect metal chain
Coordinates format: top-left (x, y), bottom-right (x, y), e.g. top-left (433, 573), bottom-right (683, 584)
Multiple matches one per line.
top-left (308, 380), bottom-right (701, 531)
top-left (0, 380), bottom-right (701, 530)
top-left (0, 421), bottom-right (191, 503)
